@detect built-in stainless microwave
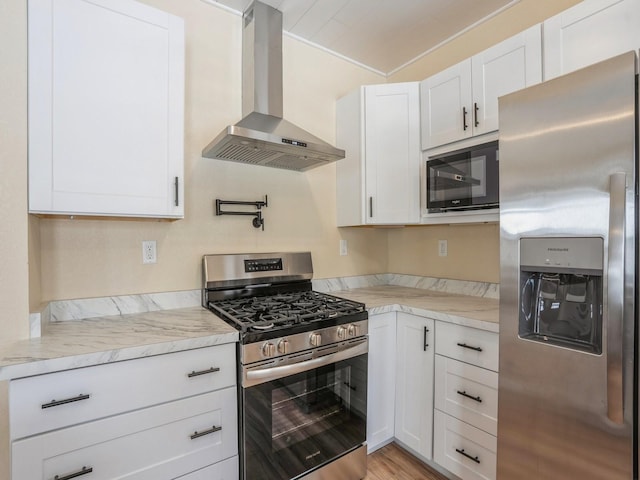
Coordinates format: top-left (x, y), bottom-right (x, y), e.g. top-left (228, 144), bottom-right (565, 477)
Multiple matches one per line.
top-left (426, 140), bottom-right (499, 213)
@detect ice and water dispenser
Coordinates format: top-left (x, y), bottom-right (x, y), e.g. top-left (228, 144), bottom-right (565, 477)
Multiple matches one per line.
top-left (519, 237), bottom-right (603, 354)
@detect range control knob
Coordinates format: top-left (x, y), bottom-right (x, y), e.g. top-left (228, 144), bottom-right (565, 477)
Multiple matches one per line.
top-left (309, 333), bottom-right (322, 347)
top-left (348, 324), bottom-right (359, 337)
top-left (262, 342), bottom-right (276, 357)
top-left (277, 339), bottom-right (290, 355)
top-left (337, 326), bottom-right (348, 339)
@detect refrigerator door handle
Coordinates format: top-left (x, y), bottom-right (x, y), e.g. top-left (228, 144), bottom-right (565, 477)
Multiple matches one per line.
top-left (606, 172), bottom-right (626, 425)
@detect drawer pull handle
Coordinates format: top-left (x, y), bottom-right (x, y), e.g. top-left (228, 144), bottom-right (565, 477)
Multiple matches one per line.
top-left (42, 394), bottom-right (90, 409)
top-left (187, 367), bottom-right (220, 378)
top-left (190, 425), bottom-right (222, 440)
top-left (457, 390), bottom-right (482, 403)
top-left (455, 448), bottom-right (480, 464)
top-left (457, 342), bottom-right (483, 352)
top-left (423, 326), bottom-right (430, 351)
top-left (54, 466), bottom-right (93, 480)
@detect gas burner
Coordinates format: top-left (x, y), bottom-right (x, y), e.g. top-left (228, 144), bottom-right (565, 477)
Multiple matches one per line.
top-left (207, 290), bottom-right (366, 342)
top-left (252, 323), bottom-right (275, 330)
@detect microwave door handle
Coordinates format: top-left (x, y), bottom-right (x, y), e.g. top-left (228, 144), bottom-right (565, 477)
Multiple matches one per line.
top-left (607, 172), bottom-right (626, 425)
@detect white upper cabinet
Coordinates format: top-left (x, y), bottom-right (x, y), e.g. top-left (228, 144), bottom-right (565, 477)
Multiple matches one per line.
top-left (420, 60), bottom-right (473, 148)
top-left (28, 0), bottom-right (185, 218)
top-left (421, 25), bottom-right (542, 150)
top-left (336, 83), bottom-right (421, 226)
top-left (544, 0), bottom-right (640, 80)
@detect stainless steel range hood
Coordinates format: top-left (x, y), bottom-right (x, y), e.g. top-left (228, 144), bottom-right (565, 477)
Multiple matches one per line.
top-left (202, 1), bottom-right (345, 172)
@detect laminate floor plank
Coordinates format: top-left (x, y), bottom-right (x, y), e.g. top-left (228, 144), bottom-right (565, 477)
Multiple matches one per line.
top-left (365, 443), bottom-right (450, 480)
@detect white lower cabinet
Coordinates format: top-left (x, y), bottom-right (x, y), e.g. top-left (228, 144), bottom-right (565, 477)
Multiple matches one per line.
top-left (434, 356), bottom-right (498, 437)
top-left (367, 312), bottom-right (498, 479)
top-left (9, 344), bottom-right (239, 479)
top-left (367, 312), bottom-right (397, 452)
top-left (434, 409), bottom-right (497, 480)
top-left (433, 321), bottom-right (499, 480)
top-left (13, 388), bottom-right (237, 479)
top-left (394, 312), bottom-right (434, 460)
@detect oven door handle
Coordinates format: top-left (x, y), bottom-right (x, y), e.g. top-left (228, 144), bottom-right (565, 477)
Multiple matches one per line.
top-left (243, 339), bottom-right (368, 387)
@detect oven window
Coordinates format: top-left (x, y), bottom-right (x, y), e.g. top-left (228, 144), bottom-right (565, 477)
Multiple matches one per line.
top-left (242, 355), bottom-right (367, 480)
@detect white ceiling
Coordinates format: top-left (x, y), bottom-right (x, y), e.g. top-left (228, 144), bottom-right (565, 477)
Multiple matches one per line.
top-left (206, 0), bottom-right (520, 75)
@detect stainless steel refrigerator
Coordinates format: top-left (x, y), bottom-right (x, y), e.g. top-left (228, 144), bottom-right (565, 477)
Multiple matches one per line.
top-left (497, 51), bottom-right (637, 479)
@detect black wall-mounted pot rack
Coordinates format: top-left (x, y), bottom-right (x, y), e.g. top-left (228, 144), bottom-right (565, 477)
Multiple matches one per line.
top-left (215, 195), bottom-right (268, 230)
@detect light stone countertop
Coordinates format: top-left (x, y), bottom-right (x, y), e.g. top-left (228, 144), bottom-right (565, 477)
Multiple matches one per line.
top-left (0, 285), bottom-right (497, 382)
top-left (330, 286), bottom-right (499, 333)
top-left (0, 307), bottom-right (238, 381)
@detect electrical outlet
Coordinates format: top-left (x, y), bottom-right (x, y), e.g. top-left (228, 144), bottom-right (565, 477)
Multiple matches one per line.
top-left (438, 239), bottom-right (448, 257)
top-left (340, 239), bottom-right (348, 256)
top-left (142, 240), bottom-right (157, 264)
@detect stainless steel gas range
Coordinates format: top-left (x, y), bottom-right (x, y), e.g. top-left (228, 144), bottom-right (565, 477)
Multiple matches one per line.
top-left (202, 252), bottom-right (368, 480)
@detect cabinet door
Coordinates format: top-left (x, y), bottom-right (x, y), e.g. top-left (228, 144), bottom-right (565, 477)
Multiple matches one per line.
top-left (28, 0), bottom-right (184, 218)
top-left (420, 60), bottom-right (473, 149)
top-left (12, 388), bottom-right (237, 480)
top-left (394, 312), bottom-right (435, 460)
top-left (366, 312), bottom-right (397, 452)
top-left (544, 0), bottom-right (640, 80)
top-left (471, 25), bottom-right (542, 135)
top-left (364, 83), bottom-right (421, 224)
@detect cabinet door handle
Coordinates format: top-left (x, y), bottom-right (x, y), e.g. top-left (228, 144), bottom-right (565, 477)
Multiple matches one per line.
top-left (457, 342), bottom-right (483, 352)
top-left (187, 367), bottom-right (220, 378)
top-left (423, 326), bottom-right (430, 351)
top-left (42, 393), bottom-right (90, 409)
top-left (369, 196), bottom-right (373, 218)
top-left (474, 102), bottom-right (479, 127)
top-left (457, 390), bottom-right (482, 403)
top-left (455, 448), bottom-right (480, 464)
top-left (54, 466), bottom-right (93, 480)
top-left (190, 425), bottom-right (222, 440)
top-left (462, 107), bottom-right (468, 131)
top-left (174, 176), bottom-right (179, 207)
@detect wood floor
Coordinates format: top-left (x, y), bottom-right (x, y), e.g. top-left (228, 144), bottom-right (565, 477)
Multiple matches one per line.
top-left (364, 443), bottom-right (450, 480)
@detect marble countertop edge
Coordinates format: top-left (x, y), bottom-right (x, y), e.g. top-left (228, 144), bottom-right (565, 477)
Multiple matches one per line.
top-left (366, 303), bottom-right (499, 333)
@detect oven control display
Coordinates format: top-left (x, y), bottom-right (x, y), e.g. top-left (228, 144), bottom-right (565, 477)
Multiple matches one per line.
top-left (245, 258), bottom-right (283, 273)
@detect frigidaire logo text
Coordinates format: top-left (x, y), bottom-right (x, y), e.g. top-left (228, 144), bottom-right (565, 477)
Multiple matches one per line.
top-left (547, 247), bottom-right (569, 252)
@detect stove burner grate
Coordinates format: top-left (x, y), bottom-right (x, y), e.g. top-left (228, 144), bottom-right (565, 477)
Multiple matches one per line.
top-left (208, 290), bottom-right (365, 333)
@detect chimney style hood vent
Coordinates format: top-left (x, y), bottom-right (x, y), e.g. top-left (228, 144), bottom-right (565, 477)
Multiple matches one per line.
top-left (202, 1), bottom-right (345, 172)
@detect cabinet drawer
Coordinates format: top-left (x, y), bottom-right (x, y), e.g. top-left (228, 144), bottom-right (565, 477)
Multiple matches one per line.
top-left (435, 355), bottom-right (498, 436)
top-left (12, 387), bottom-right (237, 480)
top-left (434, 410), bottom-right (496, 480)
top-left (10, 343), bottom-right (236, 439)
top-left (179, 456), bottom-right (238, 479)
top-left (435, 322), bottom-right (498, 371)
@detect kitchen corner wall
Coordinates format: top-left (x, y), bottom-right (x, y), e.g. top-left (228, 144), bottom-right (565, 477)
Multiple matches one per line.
top-left (387, 224), bottom-right (500, 283)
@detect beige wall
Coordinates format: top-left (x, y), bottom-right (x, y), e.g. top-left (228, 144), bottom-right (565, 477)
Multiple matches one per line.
top-left (388, 224), bottom-right (500, 283)
top-left (0, 0), bottom-right (30, 341)
top-left (35, 0), bottom-right (388, 301)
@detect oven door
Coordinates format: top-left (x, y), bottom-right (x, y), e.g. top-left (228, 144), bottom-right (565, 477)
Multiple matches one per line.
top-left (427, 140), bottom-right (499, 212)
top-left (241, 339), bottom-right (367, 480)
